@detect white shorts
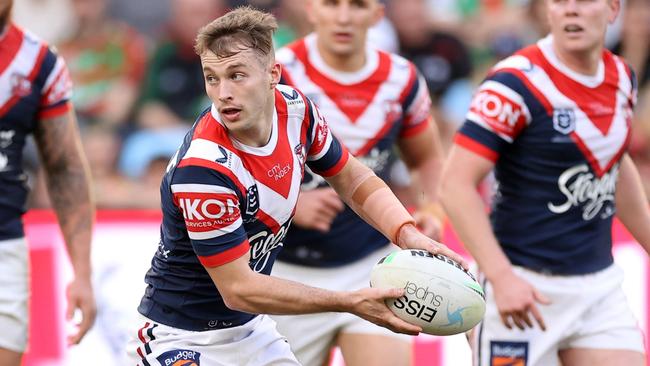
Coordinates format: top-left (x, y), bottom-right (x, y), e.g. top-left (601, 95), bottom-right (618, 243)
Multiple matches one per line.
top-left (0, 238), bottom-right (30, 353)
top-left (271, 245), bottom-right (411, 366)
top-left (126, 314), bottom-right (300, 366)
top-left (471, 264), bottom-right (645, 366)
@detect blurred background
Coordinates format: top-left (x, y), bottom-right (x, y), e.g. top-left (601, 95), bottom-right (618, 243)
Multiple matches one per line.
top-left (10, 0), bottom-right (650, 365)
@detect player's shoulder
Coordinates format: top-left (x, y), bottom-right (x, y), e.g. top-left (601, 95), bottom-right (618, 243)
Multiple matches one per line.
top-left (383, 49), bottom-right (415, 72)
top-left (276, 84), bottom-right (310, 113)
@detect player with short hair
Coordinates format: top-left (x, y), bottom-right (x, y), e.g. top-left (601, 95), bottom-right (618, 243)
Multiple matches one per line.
top-left (441, 0), bottom-right (650, 365)
top-left (126, 7), bottom-right (464, 366)
top-left (270, 0), bottom-right (444, 365)
top-left (0, 0), bottom-right (96, 364)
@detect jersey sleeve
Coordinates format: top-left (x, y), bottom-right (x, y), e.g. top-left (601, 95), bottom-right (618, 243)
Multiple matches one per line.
top-left (399, 67), bottom-right (433, 138)
top-left (455, 70), bottom-right (532, 162)
top-left (304, 98), bottom-right (350, 177)
top-left (38, 49), bottom-right (73, 120)
top-left (171, 164), bottom-right (249, 268)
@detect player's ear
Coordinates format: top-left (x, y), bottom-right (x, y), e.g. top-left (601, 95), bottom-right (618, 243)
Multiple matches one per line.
top-left (607, 0), bottom-right (621, 24)
top-left (372, 1), bottom-right (385, 26)
top-left (270, 61), bottom-right (282, 89)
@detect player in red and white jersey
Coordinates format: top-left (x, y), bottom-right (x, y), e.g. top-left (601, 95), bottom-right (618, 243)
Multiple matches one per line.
top-left (0, 0), bottom-right (95, 363)
top-left (127, 7), bottom-right (464, 366)
top-left (270, 1), bottom-right (445, 365)
top-left (442, 0), bottom-right (650, 365)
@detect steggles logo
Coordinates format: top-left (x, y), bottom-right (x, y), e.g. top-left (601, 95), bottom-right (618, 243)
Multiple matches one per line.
top-left (547, 164), bottom-right (618, 220)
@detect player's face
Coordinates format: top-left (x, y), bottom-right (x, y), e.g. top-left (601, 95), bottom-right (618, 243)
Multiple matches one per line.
top-left (308, 0), bottom-right (383, 58)
top-left (201, 48), bottom-right (281, 140)
top-left (546, 0), bottom-right (619, 54)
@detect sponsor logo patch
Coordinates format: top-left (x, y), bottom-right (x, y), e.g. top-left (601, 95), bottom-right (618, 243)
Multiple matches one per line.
top-left (156, 349), bottom-right (201, 366)
top-left (470, 89), bottom-right (526, 137)
top-left (175, 192), bottom-right (240, 230)
top-left (490, 341), bottom-right (528, 366)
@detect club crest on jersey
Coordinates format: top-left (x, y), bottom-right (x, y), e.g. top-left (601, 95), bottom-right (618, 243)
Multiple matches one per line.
top-left (11, 73), bottom-right (31, 97)
top-left (553, 108), bottom-right (576, 135)
top-left (156, 349), bottom-right (200, 366)
top-left (294, 143), bottom-right (305, 165)
top-left (244, 185), bottom-right (260, 222)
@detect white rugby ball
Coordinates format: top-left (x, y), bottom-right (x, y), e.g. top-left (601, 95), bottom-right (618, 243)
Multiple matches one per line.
top-left (370, 249), bottom-right (485, 336)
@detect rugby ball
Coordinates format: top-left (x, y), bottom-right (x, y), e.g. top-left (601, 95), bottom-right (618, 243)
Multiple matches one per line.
top-left (370, 249), bottom-right (485, 335)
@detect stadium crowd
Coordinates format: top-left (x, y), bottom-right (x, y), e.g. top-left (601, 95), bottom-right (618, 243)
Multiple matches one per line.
top-left (11, 0), bottom-right (650, 210)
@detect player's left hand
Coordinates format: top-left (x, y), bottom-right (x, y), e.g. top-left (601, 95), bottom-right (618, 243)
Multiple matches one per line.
top-left (397, 223), bottom-right (468, 270)
top-left (66, 276), bottom-right (97, 345)
top-left (412, 210), bottom-right (442, 241)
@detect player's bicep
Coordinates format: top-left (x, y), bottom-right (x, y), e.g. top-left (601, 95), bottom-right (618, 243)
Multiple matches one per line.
top-left (204, 254), bottom-right (256, 308)
top-left (397, 120), bottom-right (440, 169)
top-left (443, 143), bottom-right (495, 187)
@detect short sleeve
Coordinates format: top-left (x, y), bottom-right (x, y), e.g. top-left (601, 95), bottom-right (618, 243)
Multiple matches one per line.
top-left (304, 98), bottom-right (349, 177)
top-left (38, 50), bottom-right (73, 119)
top-left (399, 69), bottom-right (433, 138)
top-left (171, 165), bottom-right (249, 267)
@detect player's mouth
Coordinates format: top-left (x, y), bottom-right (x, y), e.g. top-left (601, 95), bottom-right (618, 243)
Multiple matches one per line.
top-left (564, 24), bottom-right (585, 35)
top-left (332, 31), bottom-right (353, 43)
top-left (220, 107), bottom-right (242, 122)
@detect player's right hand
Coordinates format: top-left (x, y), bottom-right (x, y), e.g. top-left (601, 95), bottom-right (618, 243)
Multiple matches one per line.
top-left (348, 287), bottom-right (422, 336)
top-left (491, 271), bottom-right (550, 331)
top-left (293, 188), bottom-right (344, 232)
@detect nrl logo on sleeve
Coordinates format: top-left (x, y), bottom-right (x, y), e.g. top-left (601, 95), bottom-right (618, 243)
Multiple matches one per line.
top-left (156, 349), bottom-right (201, 366)
top-left (553, 108), bottom-right (576, 135)
top-left (243, 185), bottom-right (260, 222)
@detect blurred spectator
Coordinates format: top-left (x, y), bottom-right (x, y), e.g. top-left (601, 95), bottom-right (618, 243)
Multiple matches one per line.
top-left (273, 0), bottom-right (312, 48)
top-left (58, 0), bottom-right (148, 129)
top-left (387, 0), bottom-right (473, 146)
top-left (12, 0), bottom-right (75, 43)
top-left (108, 0), bottom-right (171, 38)
top-left (135, 0), bottom-right (225, 129)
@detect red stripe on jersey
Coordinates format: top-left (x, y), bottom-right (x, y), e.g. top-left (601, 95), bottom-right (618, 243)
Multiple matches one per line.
top-left (0, 24), bottom-right (22, 76)
top-left (531, 46), bottom-right (619, 136)
top-left (454, 133), bottom-right (499, 162)
top-left (178, 158), bottom-right (247, 196)
top-left (38, 101), bottom-right (71, 120)
top-left (400, 117), bottom-right (431, 138)
top-left (0, 44), bottom-right (48, 117)
top-left (355, 117), bottom-right (396, 156)
top-left (198, 239), bottom-right (250, 268)
top-left (569, 123), bottom-right (631, 177)
top-left (299, 45), bottom-right (392, 123)
top-left (316, 149), bottom-right (350, 177)
top-left (255, 209), bottom-right (282, 233)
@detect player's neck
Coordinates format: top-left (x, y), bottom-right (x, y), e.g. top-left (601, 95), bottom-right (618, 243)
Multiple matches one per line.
top-left (316, 40), bottom-right (366, 72)
top-left (552, 42), bottom-right (603, 76)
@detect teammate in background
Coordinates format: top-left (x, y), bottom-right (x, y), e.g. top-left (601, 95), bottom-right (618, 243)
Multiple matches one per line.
top-left (0, 0), bottom-right (96, 364)
top-left (441, 0), bottom-right (650, 365)
top-left (126, 7), bottom-right (464, 366)
top-left (271, 0), bottom-right (444, 365)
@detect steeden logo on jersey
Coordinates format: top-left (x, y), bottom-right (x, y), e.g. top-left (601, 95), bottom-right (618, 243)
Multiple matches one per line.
top-left (547, 163), bottom-right (618, 220)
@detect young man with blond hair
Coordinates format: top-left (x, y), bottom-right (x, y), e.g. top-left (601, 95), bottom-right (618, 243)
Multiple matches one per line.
top-left (127, 7), bottom-right (464, 366)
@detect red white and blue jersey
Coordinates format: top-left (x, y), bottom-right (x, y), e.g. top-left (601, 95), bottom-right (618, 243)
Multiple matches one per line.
top-left (276, 34), bottom-right (432, 266)
top-left (0, 23), bottom-right (72, 241)
top-left (138, 85), bottom-right (349, 331)
top-left (456, 36), bottom-right (636, 275)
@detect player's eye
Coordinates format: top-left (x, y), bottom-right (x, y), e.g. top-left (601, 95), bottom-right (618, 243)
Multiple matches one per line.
top-left (205, 75), bottom-right (217, 84)
top-left (231, 73), bottom-right (245, 81)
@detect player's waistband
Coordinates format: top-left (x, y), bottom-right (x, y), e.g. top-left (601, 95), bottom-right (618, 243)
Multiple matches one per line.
top-left (139, 303), bottom-right (257, 332)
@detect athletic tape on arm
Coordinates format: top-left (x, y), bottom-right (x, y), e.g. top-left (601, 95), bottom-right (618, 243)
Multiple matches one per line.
top-left (343, 171), bottom-right (415, 246)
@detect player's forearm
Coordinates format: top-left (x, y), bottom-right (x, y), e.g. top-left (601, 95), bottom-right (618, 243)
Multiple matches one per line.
top-left (616, 155), bottom-right (650, 251)
top-left (326, 157), bottom-right (414, 245)
top-left (36, 112), bottom-right (95, 278)
top-left (224, 273), bottom-right (351, 315)
top-left (440, 179), bottom-right (512, 282)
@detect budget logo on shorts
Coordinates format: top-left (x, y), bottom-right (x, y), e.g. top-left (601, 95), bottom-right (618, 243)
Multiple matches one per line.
top-left (490, 341), bottom-right (528, 366)
top-left (553, 108), bottom-right (576, 135)
top-left (156, 349), bottom-right (201, 366)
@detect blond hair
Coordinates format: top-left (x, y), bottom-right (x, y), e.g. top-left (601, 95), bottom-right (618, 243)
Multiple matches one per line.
top-left (194, 6), bottom-right (278, 61)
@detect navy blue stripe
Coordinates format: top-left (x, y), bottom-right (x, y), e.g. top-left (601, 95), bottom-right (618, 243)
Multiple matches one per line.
top-left (147, 324), bottom-right (157, 341)
top-left (487, 71), bottom-right (549, 118)
top-left (142, 357), bottom-right (151, 366)
top-left (144, 341), bottom-right (152, 355)
top-left (305, 97), bottom-right (316, 154)
top-left (402, 71), bottom-right (421, 110)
